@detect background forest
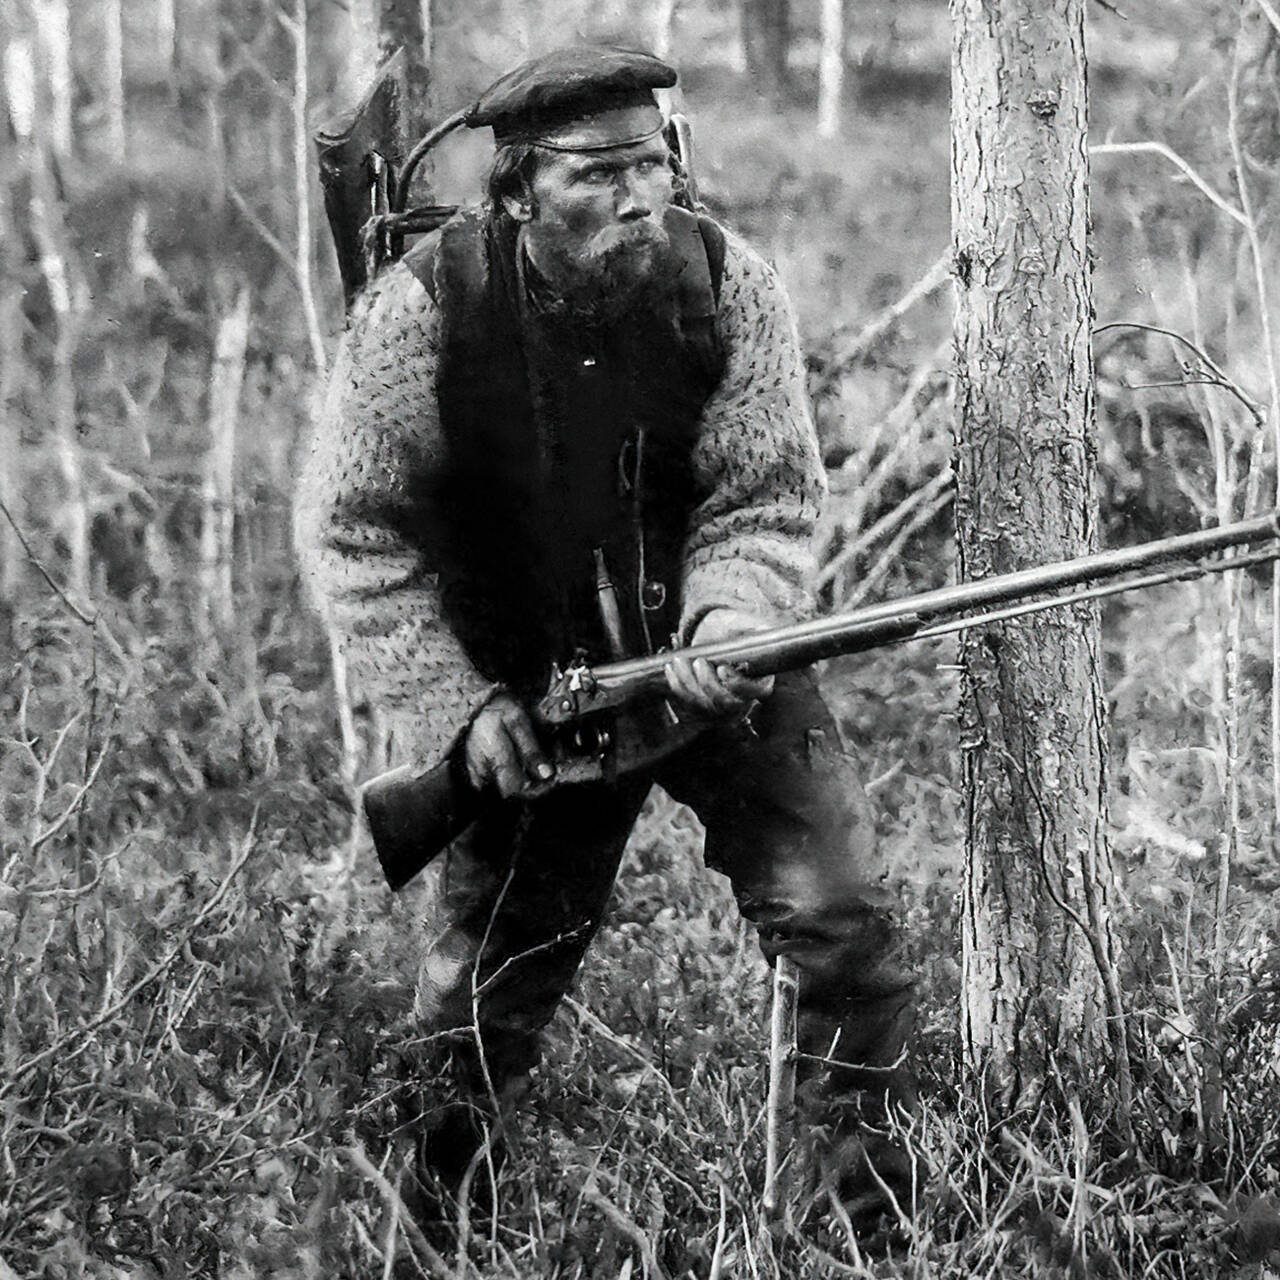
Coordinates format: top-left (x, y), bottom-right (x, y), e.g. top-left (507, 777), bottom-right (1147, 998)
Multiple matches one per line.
top-left (3, 0), bottom-right (1280, 1276)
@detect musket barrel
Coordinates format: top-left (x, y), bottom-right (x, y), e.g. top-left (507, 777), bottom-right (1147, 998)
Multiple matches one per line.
top-left (539, 511), bottom-right (1280, 721)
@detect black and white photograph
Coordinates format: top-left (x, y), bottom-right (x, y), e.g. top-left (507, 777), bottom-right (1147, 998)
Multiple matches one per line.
top-left (2, 1), bottom-right (1279, 1275)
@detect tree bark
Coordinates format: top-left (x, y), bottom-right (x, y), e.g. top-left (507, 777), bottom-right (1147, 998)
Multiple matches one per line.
top-left (817, 0), bottom-right (844, 139)
top-left (739, 0), bottom-right (790, 101)
top-left (376, 0), bottom-right (432, 140)
top-left (951, 0), bottom-right (1130, 1111)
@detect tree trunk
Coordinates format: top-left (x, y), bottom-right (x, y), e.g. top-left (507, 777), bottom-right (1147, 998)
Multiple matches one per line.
top-left (376, 0), bottom-right (432, 140)
top-left (199, 284), bottom-right (251, 638)
top-left (31, 0), bottom-right (73, 160)
top-left (102, 0), bottom-right (126, 165)
top-left (739, 0), bottom-right (790, 101)
top-left (817, 0), bottom-right (844, 139)
top-left (951, 0), bottom-right (1130, 1111)
top-left (0, 182), bottom-right (20, 604)
top-left (652, 0), bottom-right (679, 61)
top-left (281, 0), bottom-right (326, 372)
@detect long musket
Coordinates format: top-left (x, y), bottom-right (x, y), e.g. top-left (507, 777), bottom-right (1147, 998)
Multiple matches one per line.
top-left (362, 511), bottom-right (1280, 890)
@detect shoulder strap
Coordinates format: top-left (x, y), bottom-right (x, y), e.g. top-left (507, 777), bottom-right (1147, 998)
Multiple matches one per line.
top-left (402, 209), bottom-right (490, 313)
top-left (696, 215), bottom-right (726, 307)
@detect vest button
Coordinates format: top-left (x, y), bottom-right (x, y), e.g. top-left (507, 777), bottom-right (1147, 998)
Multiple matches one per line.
top-left (641, 580), bottom-right (667, 611)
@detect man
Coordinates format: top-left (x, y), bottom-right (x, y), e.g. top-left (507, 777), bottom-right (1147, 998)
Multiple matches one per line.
top-left (295, 46), bottom-right (916, 1227)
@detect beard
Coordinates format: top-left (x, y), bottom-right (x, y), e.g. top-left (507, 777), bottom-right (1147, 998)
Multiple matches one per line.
top-left (522, 218), bottom-right (681, 328)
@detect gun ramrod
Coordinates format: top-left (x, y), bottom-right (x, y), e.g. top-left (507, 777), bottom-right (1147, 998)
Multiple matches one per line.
top-left (362, 511), bottom-right (1280, 891)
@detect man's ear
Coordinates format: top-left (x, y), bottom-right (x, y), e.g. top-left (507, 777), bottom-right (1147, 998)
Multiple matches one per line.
top-left (501, 190), bottom-right (534, 223)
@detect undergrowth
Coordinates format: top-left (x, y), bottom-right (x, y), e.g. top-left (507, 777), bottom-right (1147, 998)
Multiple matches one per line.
top-left (3, 575), bottom-right (1280, 1279)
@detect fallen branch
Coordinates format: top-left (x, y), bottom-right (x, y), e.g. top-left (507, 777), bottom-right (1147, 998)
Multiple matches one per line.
top-left (821, 250), bottom-right (951, 382)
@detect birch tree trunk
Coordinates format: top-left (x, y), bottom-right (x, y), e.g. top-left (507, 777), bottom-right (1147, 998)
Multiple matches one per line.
top-left (31, 0), bottom-right (72, 160)
top-left (652, 0), bottom-right (679, 61)
top-left (280, 0), bottom-right (326, 372)
top-left (817, 0), bottom-right (844, 139)
top-left (102, 0), bottom-right (126, 165)
top-left (199, 285), bottom-right (251, 638)
top-left (951, 0), bottom-right (1130, 1111)
top-left (0, 182), bottom-right (20, 605)
top-left (19, 15), bottom-right (88, 601)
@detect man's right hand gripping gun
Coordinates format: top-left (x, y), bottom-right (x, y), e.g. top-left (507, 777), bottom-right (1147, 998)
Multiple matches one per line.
top-left (360, 511), bottom-right (1280, 891)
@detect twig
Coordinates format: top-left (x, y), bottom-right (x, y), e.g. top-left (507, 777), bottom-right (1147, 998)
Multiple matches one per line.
top-left (342, 1144), bottom-right (457, 1278)
top-left (823, 250), bottom-right (951, 375)
top-left (762, 955), bottom-right (798, 1223)
top-left (581, 1175), bottom-right (670, 1280)
top-left (0, 495), bottom-right (93, 625)
top-left (1091, 142), bottom-right (1251, 228)
top-left (1094, 321), bottom-right (1264, 426)
top-left (0, 808), bottom-right (261, 1094)
top-left (30, 717), bottom-right (117, 853)
top-left (228, 187), bottom-right (300, 285)
top-left (839, 485), bottom-right (954, 610)
top-left (819, 468), bottom-right (954, 592)
top-left (564, 996), bottom-right (691, 1119)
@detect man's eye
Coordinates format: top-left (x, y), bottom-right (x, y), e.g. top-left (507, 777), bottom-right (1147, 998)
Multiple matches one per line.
top-left (636, 159), bottom-right (663, 175)
top-left (580, 168), bottom-right (611, 184)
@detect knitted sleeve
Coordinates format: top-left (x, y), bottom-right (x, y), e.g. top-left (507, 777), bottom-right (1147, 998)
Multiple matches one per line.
top-left (677, 232), bottom-right (827, 641)
top-left (293, 261), bottom-right (500, 773)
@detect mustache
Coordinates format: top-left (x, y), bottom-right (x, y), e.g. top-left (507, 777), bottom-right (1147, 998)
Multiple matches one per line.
top-left (525, 218), bottom-right (681, 324)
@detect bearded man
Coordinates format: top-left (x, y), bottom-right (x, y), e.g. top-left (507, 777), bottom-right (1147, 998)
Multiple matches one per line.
top-left (296, 46), bottom-right (917, 1228)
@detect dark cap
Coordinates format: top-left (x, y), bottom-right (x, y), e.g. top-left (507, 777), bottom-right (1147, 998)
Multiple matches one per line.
top-left (466, 46), bottom-right (677, 147)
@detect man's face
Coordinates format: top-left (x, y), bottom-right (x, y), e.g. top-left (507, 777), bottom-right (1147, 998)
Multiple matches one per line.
top-left (514, 129), bottom-right (676, 306)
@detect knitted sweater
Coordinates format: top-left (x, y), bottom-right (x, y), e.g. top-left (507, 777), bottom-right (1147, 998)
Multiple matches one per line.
top-left (294, 225), bottom-right (827, 774)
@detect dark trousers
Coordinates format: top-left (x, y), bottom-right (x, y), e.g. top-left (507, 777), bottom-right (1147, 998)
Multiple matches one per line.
top-left (413, 670), bottom-right (916, 1139)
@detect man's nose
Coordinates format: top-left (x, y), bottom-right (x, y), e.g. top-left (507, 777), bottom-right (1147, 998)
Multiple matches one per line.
top-left (615, 174), bottom-right (651, 221)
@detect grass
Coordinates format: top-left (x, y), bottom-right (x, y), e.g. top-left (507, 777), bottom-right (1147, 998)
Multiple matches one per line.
top-left (3, 572), bottom-right (1280, 1278)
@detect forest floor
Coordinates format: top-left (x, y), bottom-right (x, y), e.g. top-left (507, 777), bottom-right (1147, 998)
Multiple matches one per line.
top-left (5, 3), bottom-right (1280, 1276)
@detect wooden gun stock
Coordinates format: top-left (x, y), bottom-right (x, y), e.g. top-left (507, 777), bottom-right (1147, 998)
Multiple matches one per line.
top-left (361, 756), bottom-right (478, 891)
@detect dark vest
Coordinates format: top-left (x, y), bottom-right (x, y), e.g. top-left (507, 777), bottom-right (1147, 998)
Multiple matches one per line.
top-left (403, 205), bottom-right (726, 697)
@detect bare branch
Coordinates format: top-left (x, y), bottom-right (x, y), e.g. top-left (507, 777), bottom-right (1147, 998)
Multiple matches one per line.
top-left (1255, 0), bottom-right (1280, 37)
top-left (1094, 320), bottom-right (1265, 426)
top-left (1091, 141), bottom-right (1251, 228)
top-left (0, 810), bottom-right (261, 1094)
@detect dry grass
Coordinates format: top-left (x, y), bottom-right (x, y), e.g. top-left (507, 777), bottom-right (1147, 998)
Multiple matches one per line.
top-left (3, 574), bottom-right (1280, 1278)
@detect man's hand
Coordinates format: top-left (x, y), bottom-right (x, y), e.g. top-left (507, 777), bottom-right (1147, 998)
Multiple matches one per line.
top-left (664, 609), bottom-right (776, 718)
top-left (464, 694), bottom-right (555, 799)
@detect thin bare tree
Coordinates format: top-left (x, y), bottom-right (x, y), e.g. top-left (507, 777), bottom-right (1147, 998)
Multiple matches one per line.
top-left (102, 0), bottom-right (127, 164)
top-left (31, 0), bottom-right (72, 160)
top-left (199, 285), bottom-right (252, 637)
top-left (817, 0), bottom-right (844, 139)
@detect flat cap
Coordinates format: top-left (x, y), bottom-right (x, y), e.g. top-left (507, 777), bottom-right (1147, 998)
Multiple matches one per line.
top-left (466, 46), bottom-right (677, 146)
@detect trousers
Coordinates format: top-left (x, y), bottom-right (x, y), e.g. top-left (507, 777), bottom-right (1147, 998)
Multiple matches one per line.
top-left (412, 670), bottom-right (916, 1148)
